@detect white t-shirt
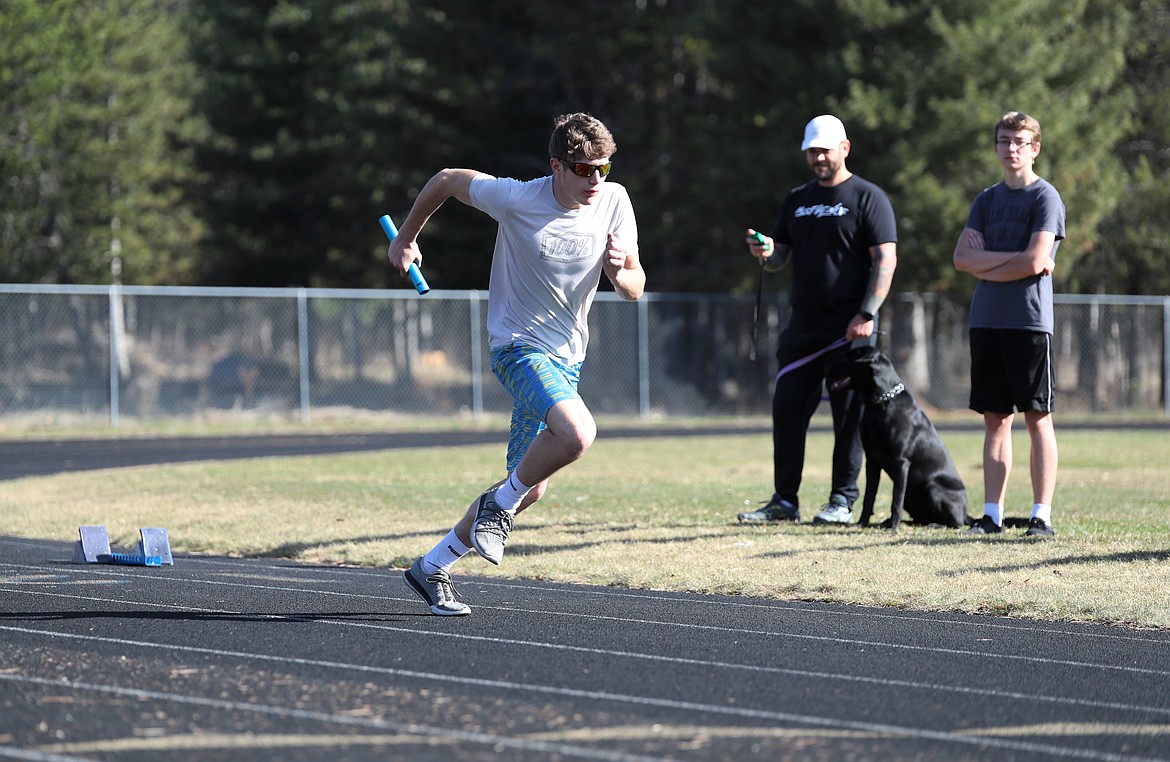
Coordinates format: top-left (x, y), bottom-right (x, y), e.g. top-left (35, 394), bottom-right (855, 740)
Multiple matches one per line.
top-left (469, 174), bottom-right (638, 364)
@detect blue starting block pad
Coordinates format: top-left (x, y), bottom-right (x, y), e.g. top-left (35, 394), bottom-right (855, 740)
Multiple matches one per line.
top-left (73, 526), bottom-right (173, 566)
top-left (96, 552), bottom-right (164, 566)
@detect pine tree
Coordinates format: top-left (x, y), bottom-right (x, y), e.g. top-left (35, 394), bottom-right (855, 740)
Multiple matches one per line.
top-left (0, 0), bottom-right (198, 284)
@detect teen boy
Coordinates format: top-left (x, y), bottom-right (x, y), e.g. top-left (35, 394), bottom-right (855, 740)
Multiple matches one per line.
top-left (953, 111), bottom-right (1066, 538)
top-left (386, 113), bottom-right (645, 614)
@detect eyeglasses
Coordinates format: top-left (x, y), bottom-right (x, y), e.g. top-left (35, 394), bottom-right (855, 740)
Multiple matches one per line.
top-left (996, 138), bottom-right (1033, 149)
top-left (557, 157), bottom-right (612, 177)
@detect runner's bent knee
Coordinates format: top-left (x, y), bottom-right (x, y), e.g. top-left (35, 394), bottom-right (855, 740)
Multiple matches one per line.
top-left (546, 398), bottom-right (596, 457)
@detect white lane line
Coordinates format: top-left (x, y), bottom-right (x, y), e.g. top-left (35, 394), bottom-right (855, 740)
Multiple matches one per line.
top-left (474, 578), bottom-right (1170, 646)
top-left (0, 674), bottom-right (666, 762)
top-left (2, 588), bottom-right (1168, 722)
top-left (1, 634), bottom-right (1165, 762)
top-left (3, 576), bottom-right (1168, 679)
top-left (5, 547), bottom-right (1168, 647)
top-left (0, 747), bottom-right (95, 762)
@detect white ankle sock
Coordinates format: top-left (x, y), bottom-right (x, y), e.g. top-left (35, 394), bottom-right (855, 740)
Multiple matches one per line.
top-left (493, 470), bottom-right (532, 513)
top-left (983, 503), bottom-right (1003, 525)
top-left (422, 529), bottom-right (472, 574)
top-left (1031, 503), bottom-right (1052, 524)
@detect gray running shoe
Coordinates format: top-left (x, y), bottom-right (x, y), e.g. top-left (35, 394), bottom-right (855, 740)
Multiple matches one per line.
top-left (471, 490), bottom-right (515, 565)
top-left (403, 557), bottom-right (470, 616)
top-left (812, 499), bottom-right (853, 525)
top-left (738, 496), bottom-right (800, 523)
top-left (961, 515), bottom-right (1003, 536)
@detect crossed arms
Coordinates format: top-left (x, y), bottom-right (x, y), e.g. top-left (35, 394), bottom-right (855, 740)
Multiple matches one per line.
top-left (953, 228), bottom-right (1057, 281)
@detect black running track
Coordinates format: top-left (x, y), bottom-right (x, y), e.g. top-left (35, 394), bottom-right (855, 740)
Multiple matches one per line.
top-left (3, 435), bottom-right (1170, 761)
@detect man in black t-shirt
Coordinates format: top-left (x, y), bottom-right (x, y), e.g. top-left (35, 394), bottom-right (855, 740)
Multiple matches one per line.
top-left (738, 115), bottom-right (898, 526)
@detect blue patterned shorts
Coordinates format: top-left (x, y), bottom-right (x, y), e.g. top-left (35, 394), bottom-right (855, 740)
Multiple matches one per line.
top-left (490, 343), bottom-right (583, 471)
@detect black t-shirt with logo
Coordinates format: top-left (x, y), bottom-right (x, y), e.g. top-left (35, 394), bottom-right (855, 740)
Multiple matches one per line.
top-left (770, 175), bottom-right (897, 332)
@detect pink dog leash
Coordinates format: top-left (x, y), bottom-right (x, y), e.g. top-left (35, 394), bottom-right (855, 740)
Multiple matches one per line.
top-left (773, 337), bottom-right (850, 384)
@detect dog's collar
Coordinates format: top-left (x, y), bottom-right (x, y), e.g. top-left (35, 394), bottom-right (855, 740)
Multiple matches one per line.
top-left (870, 382), bottom-right (905, 405)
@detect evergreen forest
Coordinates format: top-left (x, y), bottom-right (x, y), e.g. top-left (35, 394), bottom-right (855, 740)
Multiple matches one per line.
top-left (3, 0), bottom-right (1168, 297)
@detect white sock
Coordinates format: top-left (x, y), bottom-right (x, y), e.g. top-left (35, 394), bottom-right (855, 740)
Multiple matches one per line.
top-left (983, 503), bottom-right (1003, 526)
top-left (1031, 503), bottom-right (1052, 524)
top-left (493, 470), bottom-right (532, 513)
top-left (422, 529), bottom-right (472, 574)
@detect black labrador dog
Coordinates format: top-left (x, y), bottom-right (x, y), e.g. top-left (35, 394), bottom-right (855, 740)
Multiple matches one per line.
top-left (829, 345), bottom-right (970, 531)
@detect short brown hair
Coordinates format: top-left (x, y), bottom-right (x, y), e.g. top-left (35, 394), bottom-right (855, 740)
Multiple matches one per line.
top-left (995, 111), bottom-right (1042, 145)
top-left (549, 113), bottom-right (617, 162)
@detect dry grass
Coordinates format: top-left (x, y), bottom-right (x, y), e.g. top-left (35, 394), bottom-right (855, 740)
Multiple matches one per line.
top-left (2, 428), bottom-right (1168, 629)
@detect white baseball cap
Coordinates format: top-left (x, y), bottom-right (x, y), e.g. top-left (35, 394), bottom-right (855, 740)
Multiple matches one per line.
top-left (801, 114), bottom-right (848, 151)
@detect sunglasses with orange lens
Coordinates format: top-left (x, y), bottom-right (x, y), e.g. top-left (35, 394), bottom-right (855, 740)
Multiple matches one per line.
top-left (557, 158), bottom-right (612, 177)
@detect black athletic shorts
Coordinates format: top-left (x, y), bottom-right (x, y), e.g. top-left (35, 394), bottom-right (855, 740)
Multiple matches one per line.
top-left (968, 328), bottom-right (1054, 414)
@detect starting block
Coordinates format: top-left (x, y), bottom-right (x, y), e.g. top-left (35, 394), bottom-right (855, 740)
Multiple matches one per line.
top-left (73, 526), bottom-right (173, 566)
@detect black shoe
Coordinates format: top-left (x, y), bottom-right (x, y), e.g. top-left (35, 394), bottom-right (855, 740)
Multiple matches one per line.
top-left (738, 496), bottom-right (800, 523)
top-left (961, 515), bottom-right (1003, 536)
top-left (1024, 517), bottom-right (1055, 538)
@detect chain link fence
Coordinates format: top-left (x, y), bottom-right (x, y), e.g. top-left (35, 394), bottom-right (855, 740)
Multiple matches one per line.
top-left (1, 284), bottom-right (1167, 426)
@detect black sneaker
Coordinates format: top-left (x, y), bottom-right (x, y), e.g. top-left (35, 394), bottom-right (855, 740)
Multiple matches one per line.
top-left (1024, 517), bottom-right (1055, 538)
top-left (961, 515), bottom-right (1003, 536)
top-left (738, 496), bottom-right (800, 523)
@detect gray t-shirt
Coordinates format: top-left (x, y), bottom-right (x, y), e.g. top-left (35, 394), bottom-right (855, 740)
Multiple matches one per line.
top-left (966, 178), bottom-right (1065, 333)
top-left (470, 174), bottom-right (638, 363)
